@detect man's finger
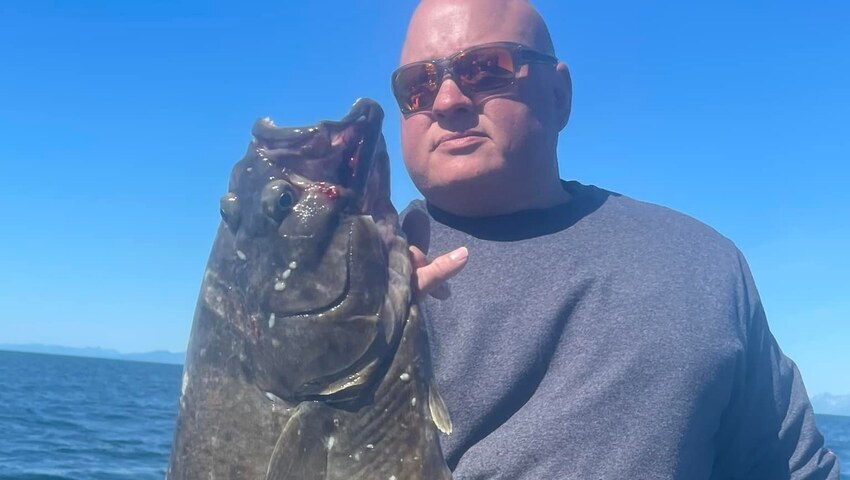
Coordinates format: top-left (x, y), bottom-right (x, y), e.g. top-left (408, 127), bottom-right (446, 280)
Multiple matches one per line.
top-left (415, 247), bottom-right (468, 300)
top-left (408, 245), bottom-right (429, 270)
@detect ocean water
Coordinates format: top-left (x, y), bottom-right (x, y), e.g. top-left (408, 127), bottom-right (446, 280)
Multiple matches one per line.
top-left (0, 351), bottom-right (180, 479)
top-left (0, 350), bottom-right (846, 479)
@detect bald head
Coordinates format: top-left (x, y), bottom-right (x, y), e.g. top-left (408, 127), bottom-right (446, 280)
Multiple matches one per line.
top-left (401, 0), bottom-right (555, 64)
top-left (397, 0), bottom-right (572, 217)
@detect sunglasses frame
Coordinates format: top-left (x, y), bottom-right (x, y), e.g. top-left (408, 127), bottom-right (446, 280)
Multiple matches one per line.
top-left (391, 41), bottom-right (559, 115)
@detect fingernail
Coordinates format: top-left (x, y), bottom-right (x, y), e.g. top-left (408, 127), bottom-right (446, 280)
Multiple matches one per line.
top-left (448, 247), bottom-right (468, 262)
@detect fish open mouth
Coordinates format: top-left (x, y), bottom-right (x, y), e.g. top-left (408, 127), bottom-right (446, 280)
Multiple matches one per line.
top-left (333, 123), bottom-right (366, 189)
top-left (325, 98), bottom-right (384, 192)
top-left (251, 98), bottom-right (384, 194)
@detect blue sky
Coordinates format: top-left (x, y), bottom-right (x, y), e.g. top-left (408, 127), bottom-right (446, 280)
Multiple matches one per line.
top-left (0, 1), bottom-right (847, 395)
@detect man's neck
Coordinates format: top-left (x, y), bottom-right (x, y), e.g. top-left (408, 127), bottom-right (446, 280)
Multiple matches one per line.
top-left (430, 179), bottom-right (572, 218)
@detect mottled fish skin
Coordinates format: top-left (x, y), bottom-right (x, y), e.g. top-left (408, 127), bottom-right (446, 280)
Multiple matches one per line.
top-left (167, 99), bottom-right (452, 480)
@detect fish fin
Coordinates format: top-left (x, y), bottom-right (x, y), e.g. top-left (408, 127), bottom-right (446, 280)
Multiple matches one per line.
top-left (319, 356), bottom-right (380, 396)
top-left (429, 379), bottom-right (453, 435)
top-left (266, 403), bottom-right (329, 480)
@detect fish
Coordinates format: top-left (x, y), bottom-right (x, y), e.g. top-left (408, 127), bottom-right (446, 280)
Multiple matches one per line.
top-left (167, 98), bottom-right (453, 480)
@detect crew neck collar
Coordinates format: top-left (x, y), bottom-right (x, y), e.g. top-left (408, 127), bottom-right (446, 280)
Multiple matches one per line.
top-left (424, 180), bottom-right (609, 241)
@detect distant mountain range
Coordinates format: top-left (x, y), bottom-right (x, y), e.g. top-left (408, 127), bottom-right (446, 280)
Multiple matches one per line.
top-left (0, 344), bottom-right (185, 365)
top-left (811, 393), bottom-right (850, 417)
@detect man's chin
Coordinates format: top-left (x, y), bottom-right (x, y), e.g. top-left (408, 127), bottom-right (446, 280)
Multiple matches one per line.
top-left (430, 152), bottom-right (503, 182)
top-left (420, 170), bottom-right (508, 215)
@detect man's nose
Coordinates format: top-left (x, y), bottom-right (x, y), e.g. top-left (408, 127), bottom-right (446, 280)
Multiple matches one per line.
top-left (431, 78), bottom-right (475, 120)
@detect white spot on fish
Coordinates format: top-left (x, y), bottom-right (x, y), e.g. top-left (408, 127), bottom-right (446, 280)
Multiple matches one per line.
top-left (181, 372), bottom-right (189, 396)
top-left (203, 284), bottom-right (227, 318)
top-left (282, 269), bottom-right (292, 279)
top-left (353, 452), bottom-right (361, 461)
top-left (399, 373), bottom-right (410, 382)
top-left (411, 397), bottom-right (417, 407)
top-left (390, 476), bottom-right (397, 480)
top-left (272, 339), bottom-right (280, 348)
top-left (288, 261), bottom-right (298, 269)
top-left (236, 250), bottom-right (247, 261)
top-left (274, 281), bottom-right (286, 291)
top-left (268, 313), bottom-right (276, 328)
top-left (327, 436), bottom-right (335, 450)
top-left (246, 167), bottom-right (253, 172)
top-left (265, 391), bottom-right (284, 403)
top-left (366, 444), bottom-right (374, 450)
top-left (333, 417), bottom-right (340, 427)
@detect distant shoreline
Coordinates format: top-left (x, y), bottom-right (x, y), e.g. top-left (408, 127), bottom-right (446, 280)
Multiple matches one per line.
top-left (0, 345), bottom-right (185, 366)
top-left (816, 412), bottom-right (850, 419)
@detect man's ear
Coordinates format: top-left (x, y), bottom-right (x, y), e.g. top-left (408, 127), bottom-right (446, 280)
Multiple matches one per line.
top-left (553, 62), bottom-right (572, 132)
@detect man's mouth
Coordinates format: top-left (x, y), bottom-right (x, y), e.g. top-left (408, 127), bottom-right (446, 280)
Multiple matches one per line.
top-left (435, 131), bottom-right (487, 150)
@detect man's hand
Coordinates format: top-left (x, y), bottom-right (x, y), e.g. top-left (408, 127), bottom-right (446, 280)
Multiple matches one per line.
top-left (402, 207), bottom-right (468, 301)
top-left (409, 246), bottom-right (468, 301)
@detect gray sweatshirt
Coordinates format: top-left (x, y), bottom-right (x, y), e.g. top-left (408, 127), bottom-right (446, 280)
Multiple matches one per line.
top-left (401, 181), bottom-right (840, 479)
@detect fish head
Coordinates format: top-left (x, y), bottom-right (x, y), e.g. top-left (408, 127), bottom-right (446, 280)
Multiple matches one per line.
top-left (217, 99), bottom-right (401, 401)
top-left (221, 98), bottom-right (385, 264)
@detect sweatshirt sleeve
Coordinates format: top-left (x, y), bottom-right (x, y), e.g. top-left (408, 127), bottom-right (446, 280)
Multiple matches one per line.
top-left (712, 253), bottom-right (841, 479)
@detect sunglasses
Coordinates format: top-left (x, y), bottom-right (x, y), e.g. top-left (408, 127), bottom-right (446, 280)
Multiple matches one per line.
top-left (391, 42), bottom-right (559, 115)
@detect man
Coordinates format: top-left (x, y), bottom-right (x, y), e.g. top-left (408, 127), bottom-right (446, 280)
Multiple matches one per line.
top-left (392, 0), bottom-right (842, 478)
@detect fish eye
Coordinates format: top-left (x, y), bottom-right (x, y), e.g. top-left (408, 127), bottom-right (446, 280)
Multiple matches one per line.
top-left (262, 180), bottom-right (298, 222)
top-left (278, 191), bottom-right (295, 210)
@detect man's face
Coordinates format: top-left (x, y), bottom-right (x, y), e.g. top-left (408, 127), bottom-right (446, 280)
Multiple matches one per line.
top-left (399, 1), bottom-right (564, 216)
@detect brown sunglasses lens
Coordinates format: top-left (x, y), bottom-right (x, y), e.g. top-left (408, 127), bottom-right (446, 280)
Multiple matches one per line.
top-left (453, 47), bottom-right (516, 92)
top-left (393, 63), bottom-right (440, 113)
top-left (394, 45), bottom-right (519, 113)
